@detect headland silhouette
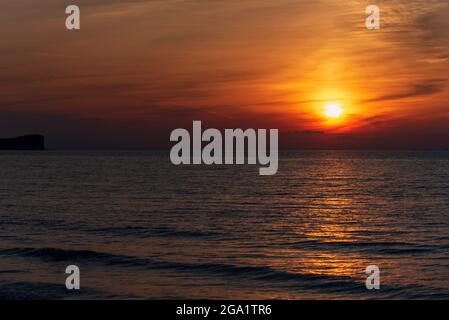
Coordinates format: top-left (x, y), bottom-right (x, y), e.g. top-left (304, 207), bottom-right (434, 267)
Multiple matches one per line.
top-left (0, 135), bottom-right (45, 150)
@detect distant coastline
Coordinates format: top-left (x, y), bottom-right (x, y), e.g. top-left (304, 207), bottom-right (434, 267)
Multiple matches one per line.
top-left (0, 135), bottom-right (45, 150)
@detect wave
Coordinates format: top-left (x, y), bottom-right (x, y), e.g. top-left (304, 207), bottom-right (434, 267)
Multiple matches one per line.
top-left (0, 280), bottom-right (125, 300)
top-left (0, 247), bottom-right (364, 294)
top-left (0, 269), bottom-right (23, 274)
top-left (90, 225), bottom-right (224, 239)
top-left (2, 246), bottom-right (448, 298)
top-left (287, 239), bottom-right (435, 255)
top-left (0, 247), bottom-right (145, 265)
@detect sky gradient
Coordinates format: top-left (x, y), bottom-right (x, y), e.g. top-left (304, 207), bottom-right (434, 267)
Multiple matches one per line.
top-left (1, 0), bottom-right (449, 149)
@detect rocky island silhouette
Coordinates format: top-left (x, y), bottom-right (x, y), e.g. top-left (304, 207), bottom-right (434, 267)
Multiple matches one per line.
top-left (0, 135), bottom-right (45, 150)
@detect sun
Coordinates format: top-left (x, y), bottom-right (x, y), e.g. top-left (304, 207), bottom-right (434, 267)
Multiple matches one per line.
top-left (324, 102), bottom-right (343, 118)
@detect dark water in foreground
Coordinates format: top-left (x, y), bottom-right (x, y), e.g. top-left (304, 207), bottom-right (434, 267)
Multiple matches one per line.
top-left (1, 151), bottom-right (449, 299)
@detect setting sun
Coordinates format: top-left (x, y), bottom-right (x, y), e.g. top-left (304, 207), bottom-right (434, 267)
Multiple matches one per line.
top-left (324, 102), bottom-right (343, 118)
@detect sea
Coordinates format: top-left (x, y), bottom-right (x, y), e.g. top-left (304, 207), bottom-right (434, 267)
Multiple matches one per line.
top-left (1, 150), bottom-right (449, 299)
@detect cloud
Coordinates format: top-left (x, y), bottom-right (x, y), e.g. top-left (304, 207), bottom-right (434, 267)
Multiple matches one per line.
top-left (364, 79), bottom-right (446, 103)
top-left (285, 130), bottom-right (325, 136)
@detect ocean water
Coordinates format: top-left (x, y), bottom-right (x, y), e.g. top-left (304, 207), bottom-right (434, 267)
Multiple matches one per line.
top-left (1, 151), bottom-right (449, 300)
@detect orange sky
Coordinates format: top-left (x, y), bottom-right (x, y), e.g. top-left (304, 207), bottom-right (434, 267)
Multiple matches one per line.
top-left (1, 0), bottom-right (449, 149)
